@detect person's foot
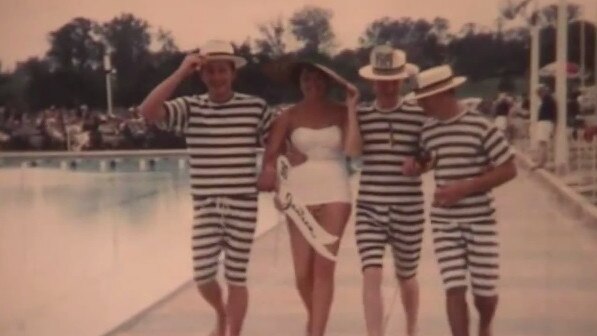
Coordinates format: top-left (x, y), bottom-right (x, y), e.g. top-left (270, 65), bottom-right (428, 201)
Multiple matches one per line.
top-left (530, 164), bottom-right (544, 171)
top-left (479, 329), bottom-right (493, 336)
top-left (406, 325), bottom-right (419, 336)
top-left (208, 312), bottom-right (226, 336)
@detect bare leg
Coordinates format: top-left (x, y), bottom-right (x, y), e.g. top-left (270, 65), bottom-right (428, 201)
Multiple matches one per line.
top-left (533, 141), bottom-right (548, 169)
top-left (287, 217), bottom-right (315, 334)
top-left (198, 281), bottom-right (227, 336)
top-left (399, 276), bottom-right (420, 336)
top-left (446, 287), bottom-right (470, 336)
top-left (362, 267), bottom-right (383, 336)
top-left (474, 295), bottom-right (498, 336)
top-left (226, 284), bottom-right (249, 336)
top-left (310, 202), bottom-right (351, 336)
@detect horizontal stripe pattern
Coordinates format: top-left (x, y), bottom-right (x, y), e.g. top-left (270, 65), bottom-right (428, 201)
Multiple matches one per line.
top-left (431, 219), bottom-right (499, 297)
top-left (163, 93), bottom-right (274, 196)
top-left (357, 102), bottom-right (427, 204)
top-left (355, 202), bottom-right (424, 279)
top-left (421, 109), bottom-right (514, 222)
top-left (191, 195), bottom-right (258, 286)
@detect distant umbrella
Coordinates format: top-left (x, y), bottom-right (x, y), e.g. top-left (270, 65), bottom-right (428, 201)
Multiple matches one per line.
top-left (539, 62), bottom-right (585, 78)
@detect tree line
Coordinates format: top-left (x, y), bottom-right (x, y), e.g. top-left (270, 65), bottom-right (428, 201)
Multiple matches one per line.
top-left (0, 3), bottom-right (594, 113)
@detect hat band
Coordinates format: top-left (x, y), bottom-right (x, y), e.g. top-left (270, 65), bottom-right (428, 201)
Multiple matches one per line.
top-left (205, 52), bottom-right (236, 57)
top-left (372, 64), bottom-right (405, 76)
top-left (415, 76), bottom-right (455, 95)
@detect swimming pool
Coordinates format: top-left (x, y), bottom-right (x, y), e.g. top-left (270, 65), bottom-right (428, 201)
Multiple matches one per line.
top-left (0, 151), bottom-right (278, 336)
top-left (0, 150), bottom-right (189, 172)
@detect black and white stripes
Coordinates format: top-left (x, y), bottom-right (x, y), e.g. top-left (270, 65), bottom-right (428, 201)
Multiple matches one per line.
top-left (191, 195), bottom-right (258, 286)
top-left (162, 92), bottom-right (273, 287)
top-left (357, 102), bottom-right (427, 205)
top-left (355, 101), bottom-right (427, 277)
top-left (431, 219), bottom-right (499, 297)
top-left (163, 93), bottom-right (274, 197)
top-left (421, 109), bottom-right (514, 222)
top-left (422, 108), bottom-right (513, 296)
top-left (355, 202), bottom-right (425, 279)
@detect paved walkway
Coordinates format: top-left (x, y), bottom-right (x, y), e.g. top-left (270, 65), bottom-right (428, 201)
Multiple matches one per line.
top-left (107, 168), bottom-right (597, 336)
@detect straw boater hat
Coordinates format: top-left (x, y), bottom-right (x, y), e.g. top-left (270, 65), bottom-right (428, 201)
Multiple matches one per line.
top-left (201, 40), bottom-right (246, 68)
top-left (358, 45), bottom-right (419, 81)
top-left (408, 65), bottom-right (467, 100)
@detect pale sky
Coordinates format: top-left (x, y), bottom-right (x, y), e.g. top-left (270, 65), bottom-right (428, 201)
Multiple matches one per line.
top-left (0, 0), bottom-right (595, 70)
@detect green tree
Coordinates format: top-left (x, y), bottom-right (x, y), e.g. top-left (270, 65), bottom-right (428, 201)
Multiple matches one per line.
top-left (529, 3), bottom-right (580, 26)
top-left (103, 13), bottom-right (152, 107)
top-left (359, 17), bottom-right (448, 68)
top-left (47, 17), bottom-right (104, 71)
top-left (155, 28), bottom-right (178, 54)
top-left (255, 17), bottom-right (287, 58)
top-left (44, 17), bottom-right (105, 108)
top-left (290, 6), bottom-right (336, 55)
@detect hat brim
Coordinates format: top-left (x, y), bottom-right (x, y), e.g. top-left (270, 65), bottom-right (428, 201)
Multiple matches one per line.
top-left (290, 61), bottom-right (344, 86)
top-left (405, 76), bottom-right (467, 101)
top-left (358, 63), bottom-right (419, 81)
top-left (310, 63), bottom-right (343, 81)
top-left (203, 55), bottom-right (247, 68)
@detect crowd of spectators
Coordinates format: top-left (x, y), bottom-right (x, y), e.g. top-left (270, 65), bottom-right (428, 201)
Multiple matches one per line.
top-left (0, 105), bottom-right (185, 151)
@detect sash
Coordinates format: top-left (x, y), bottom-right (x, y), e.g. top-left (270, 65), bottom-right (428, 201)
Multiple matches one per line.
top-left (275, 156), bottom-right (338, 262)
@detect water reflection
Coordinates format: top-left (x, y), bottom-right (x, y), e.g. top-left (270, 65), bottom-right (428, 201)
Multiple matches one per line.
top-left (0, 167), bottom-right (194, 336)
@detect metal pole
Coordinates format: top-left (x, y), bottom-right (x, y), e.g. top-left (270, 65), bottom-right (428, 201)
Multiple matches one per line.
top-left (554, 0), bottom-right (569, 174)
top-left (580, 17), bottom-right (585, 88)
top-left (530, 24), bottom-right (540, 148)
top-left (103, 52), bottom-right (114, 117)
top-left (66, 128), bottom-right (71, 151)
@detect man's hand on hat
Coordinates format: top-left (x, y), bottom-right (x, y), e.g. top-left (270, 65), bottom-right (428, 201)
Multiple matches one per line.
top-left (322, 69), bottom-right (352, 89)
top-left (177, 52), bottom-right (204, 77)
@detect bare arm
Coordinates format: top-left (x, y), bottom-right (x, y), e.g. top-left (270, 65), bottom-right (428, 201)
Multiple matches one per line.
top-left (256, 109), bottom-right (291, 192)
top-left (460, 158), bottom-right (517, 195)
top-left (138, 53), bottom-right (203, 123)
top-left (320, 69), bottom-right (361, 157)
top-left (434, 158), bottom-right (517, 206)
top-left (343, 84), bottom-right (362, 157)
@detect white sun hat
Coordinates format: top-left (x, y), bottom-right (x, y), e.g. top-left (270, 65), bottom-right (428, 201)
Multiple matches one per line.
top-left (201, 40), bottom-right (247, 68)
top-left (408, 65), bottom-right (467, 100)
top-left (358, 45), bottom-right (419, 81)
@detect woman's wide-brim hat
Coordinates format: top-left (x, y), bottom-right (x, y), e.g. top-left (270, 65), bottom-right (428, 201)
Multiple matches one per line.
top-left (262, 55), bottom-right (343, 86)
top-left (406, 65), bottom-right (467, 100)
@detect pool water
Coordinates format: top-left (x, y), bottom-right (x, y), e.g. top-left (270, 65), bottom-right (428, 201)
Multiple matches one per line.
top-left (0, 162), bottom-right (277, 336)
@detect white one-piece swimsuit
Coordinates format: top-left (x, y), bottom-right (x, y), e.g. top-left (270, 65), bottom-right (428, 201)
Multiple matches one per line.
top-left (286, 125), bottom-right (352, 206)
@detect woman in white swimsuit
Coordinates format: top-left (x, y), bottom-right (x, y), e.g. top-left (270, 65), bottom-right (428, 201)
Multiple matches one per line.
top-left (257, 61), bottom-right (360, 336)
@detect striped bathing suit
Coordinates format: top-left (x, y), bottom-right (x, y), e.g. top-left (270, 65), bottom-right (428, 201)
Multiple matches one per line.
top-left (421, 107), bottom-right (514, 297)
top-left (355, 101), bottom-right (427, 279)
top-left (163, 92), bottom-right (274, 286)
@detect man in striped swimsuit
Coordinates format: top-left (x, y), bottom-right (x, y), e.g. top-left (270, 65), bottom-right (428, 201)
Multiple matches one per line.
top-left (348, 45), bottom-right (425, 336)
top-left (404, 65), bottom-right (517, 336)
top-left (139, 40), bottom-right (274, 336)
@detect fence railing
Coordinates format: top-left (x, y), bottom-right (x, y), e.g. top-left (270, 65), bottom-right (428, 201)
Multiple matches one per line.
top-left (513, 125), bottom-right (597, 205)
